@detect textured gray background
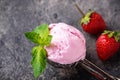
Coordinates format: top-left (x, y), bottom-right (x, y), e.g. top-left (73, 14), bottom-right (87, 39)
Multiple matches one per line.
top-left (0, 0), bottom-right (120, 80)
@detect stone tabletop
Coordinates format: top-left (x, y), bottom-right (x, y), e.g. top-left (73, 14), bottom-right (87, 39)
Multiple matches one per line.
top-left (0, 0), bottom-right (120, 80)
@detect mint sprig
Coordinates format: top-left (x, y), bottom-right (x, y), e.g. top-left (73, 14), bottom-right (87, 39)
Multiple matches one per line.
top-left (25, 24), bottom-right (52, 78)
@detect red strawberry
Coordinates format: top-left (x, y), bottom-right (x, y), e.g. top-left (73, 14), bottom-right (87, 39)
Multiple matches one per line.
top-left (81, 11), bottom-right (106, 35)
top-left (75, 4), bottom-right (106, 35)
top-left (96, 30), bottom-right (120, 61)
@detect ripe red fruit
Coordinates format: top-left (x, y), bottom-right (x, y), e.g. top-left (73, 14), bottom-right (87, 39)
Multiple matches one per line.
top-left (96, 30), bottom-right (120, 60)
top-left (81, 11), bottom-right (106, 35)
top-left (75, 4), bottom-right (106, 35)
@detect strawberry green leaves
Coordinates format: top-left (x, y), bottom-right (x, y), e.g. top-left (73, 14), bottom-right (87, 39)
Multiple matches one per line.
top-left (81, 11), bottom-right (94, 24)
top-left (25, 24), bottom-right (52, 78)
top-left (103, 30), bottom-right (120, 42)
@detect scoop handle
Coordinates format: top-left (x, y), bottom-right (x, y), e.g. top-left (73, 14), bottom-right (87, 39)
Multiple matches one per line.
top-left (80, 59), bottom-right (119, 80)
top-left (80, 62), bottom-right (107, 80)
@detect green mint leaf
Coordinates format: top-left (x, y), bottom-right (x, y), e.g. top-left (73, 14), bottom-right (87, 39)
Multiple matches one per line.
top-left (33, 24), bottom-right (49, 39)
top-left (25, 32), bottom-right (42, 45)
top-left (31, 46), bottom-right (47, 78)
top-left (25, 24), bottom-right (52, 46)
top-left (44, 35), bottom-right (52, 46)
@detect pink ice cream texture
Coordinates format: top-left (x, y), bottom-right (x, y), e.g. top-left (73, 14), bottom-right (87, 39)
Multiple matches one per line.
top-left (45, 23), bottom-right (86, 64)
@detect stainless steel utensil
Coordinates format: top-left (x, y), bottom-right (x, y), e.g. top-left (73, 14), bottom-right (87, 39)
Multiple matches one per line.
top-left (80, 59), bottom-right (120, 80)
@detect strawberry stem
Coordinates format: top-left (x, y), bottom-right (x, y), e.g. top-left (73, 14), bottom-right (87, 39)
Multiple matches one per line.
top-left (74, 3), bottom-right (85, 17)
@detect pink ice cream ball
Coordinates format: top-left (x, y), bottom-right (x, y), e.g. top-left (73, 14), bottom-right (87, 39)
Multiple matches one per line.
top-left (45, 23), bottom-right (86, 64)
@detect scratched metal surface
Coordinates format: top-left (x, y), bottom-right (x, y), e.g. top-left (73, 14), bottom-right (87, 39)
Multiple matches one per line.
top-left (0, 0), bottom-right (120, 80)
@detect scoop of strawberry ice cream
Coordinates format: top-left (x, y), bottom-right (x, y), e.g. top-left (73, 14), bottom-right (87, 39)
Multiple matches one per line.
top-left (45, 23), bottom-right (86, 64)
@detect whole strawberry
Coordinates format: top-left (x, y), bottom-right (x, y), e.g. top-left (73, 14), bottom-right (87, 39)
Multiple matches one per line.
top-left (81, 11), bottom-right (106, 35)
top-left (96, 30), bottom-right (120, 61)
top-left (75, 4), bottom-right (106, 35)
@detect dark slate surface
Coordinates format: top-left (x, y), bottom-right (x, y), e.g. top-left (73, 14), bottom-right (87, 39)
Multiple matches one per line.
top-left (0, 0), bottom-right (120, 80)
